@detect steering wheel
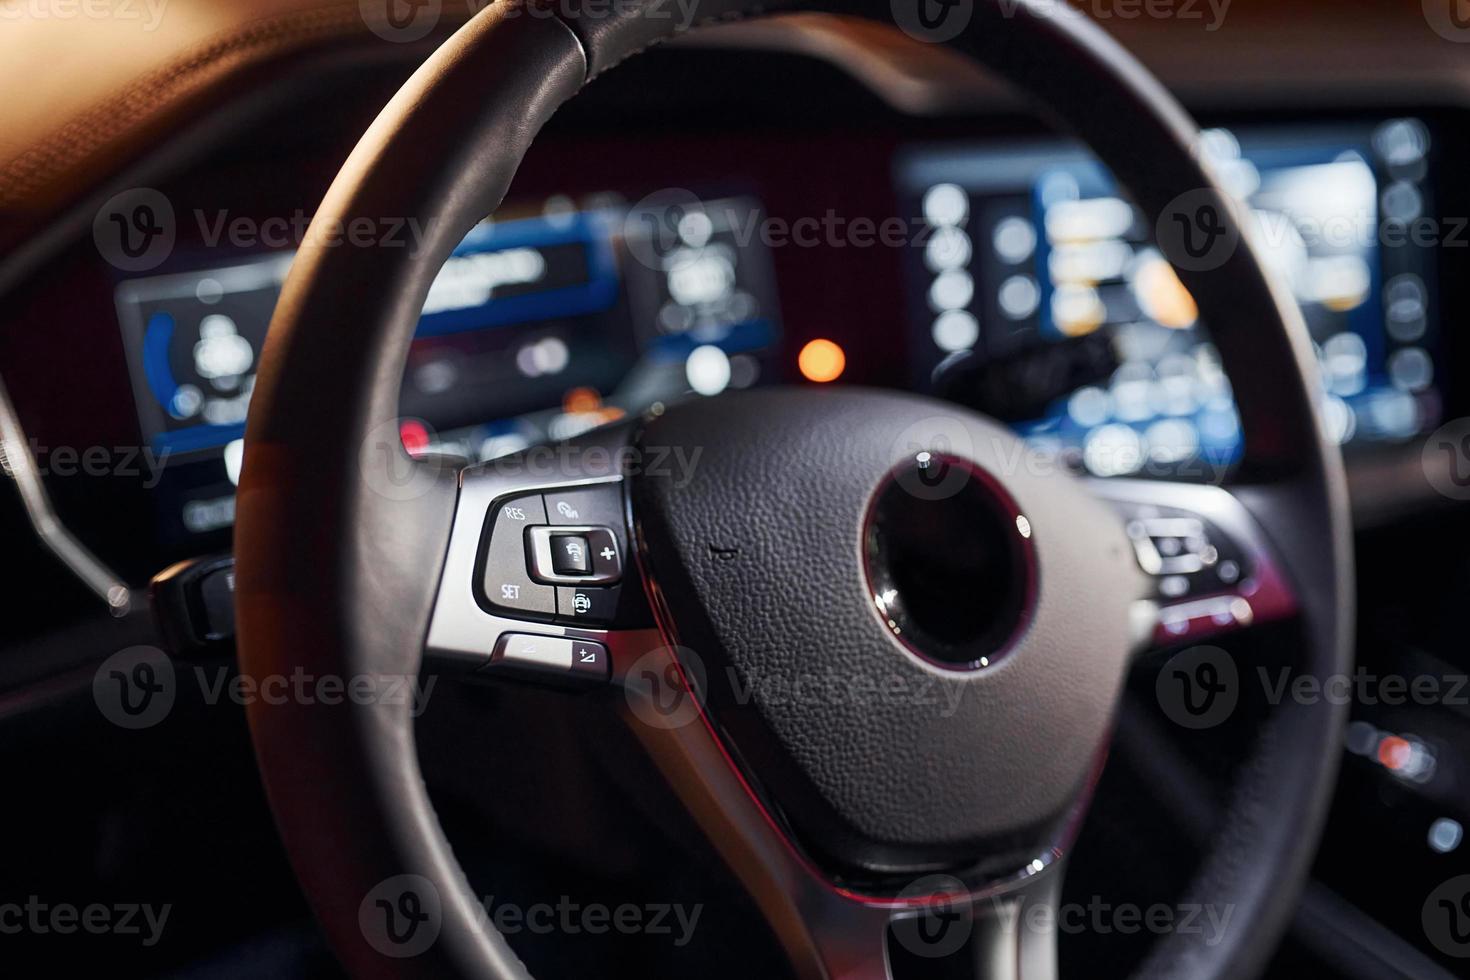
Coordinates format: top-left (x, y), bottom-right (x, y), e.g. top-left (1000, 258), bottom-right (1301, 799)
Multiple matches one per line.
top-left (234, 1), bottom-right (1354, 977)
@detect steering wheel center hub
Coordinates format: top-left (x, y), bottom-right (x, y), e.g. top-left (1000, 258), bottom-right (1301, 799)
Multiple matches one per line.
top-left (631, 387), bottom-right (1141, 876)
top-left (863, 454), bottom-right (1038, 671)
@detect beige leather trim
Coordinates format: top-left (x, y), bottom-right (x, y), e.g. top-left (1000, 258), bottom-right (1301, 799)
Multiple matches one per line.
top-left (0, 0), bottom-right (475, 221)
top-left (3, 0), bottom-right (1469, 261)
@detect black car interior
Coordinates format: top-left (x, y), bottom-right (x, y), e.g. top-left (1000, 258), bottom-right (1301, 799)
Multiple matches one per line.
top-left (1, 2), bottom-right (1468, 978)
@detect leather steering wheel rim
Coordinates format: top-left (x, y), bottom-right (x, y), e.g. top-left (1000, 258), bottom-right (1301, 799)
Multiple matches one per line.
top-left (234, 2), bottom-right (1354, 978)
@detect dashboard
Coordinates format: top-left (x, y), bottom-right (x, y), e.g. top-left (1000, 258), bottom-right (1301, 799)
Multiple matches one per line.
top-left (2, 22), bottom-right (1470, 980)
top-left (3, 71), bottom-right (1459, 586)
top-left (119, 118), bottom-right (1443, 507)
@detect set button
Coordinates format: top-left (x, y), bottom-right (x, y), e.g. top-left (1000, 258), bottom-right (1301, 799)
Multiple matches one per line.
top-left (480, 494), bottom-right (556, 618)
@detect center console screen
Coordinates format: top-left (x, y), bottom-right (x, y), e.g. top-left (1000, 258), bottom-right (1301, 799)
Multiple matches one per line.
top-left (895, 119), bottom-right (1440, 478)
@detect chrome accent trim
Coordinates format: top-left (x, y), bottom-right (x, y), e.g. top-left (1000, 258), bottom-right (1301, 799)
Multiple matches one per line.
top-left (0, 375), bottom-right (132, 616)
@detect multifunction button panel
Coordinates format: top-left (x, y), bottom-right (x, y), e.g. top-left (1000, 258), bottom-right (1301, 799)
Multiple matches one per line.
top-left (478, 483), bottom-right (631, 627)
top-left (1119, 504), bottom-right (1250, 602)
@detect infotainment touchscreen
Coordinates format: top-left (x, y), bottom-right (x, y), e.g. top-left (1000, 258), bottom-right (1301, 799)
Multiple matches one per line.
top-left (895, 119), bottom-right (1440, 478)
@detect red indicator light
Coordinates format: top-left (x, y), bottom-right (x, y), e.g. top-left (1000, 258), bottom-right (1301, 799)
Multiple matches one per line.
top-left (399, 419), bottom-right (431, 457)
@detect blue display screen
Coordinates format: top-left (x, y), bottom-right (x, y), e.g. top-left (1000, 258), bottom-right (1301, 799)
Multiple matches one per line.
top-left (113, 194), bottom-right (783, 540)
top-left (896, 120), bottom-right (1440, 478)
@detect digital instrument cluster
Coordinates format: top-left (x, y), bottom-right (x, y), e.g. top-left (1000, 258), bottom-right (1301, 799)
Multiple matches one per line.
top-left (113, 194), bottom-right (782, 543)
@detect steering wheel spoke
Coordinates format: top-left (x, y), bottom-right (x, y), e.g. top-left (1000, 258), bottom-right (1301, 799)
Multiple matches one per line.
top-left (619, 640), bottom-right (1069, 980)
top-left (423, 423), bottom-right (658, 686)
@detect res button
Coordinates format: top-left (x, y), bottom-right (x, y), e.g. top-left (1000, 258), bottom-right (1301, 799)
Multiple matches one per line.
top-left (480, 494), bottom-right (555, 617)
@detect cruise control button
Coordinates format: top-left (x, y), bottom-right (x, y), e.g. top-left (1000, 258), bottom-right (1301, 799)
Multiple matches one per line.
top-left (557, 586), bottom-right (620, 624)
top-left (569, 639), bottom-right (610, 680)
top-left (587, 527), bottom-right (620, 580)
top-left (482, 633), bottom-right (609, 683)
top-left (493, 633), bottom-right (573, 672)
top-left (550, 534), bottom-right (591, 575)
top-left (545, 485), bottom-right (623, 527)
top-left (481, 494), bottom-right (555, 617)
top-left (526, 526), bottom-right (621, 584)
